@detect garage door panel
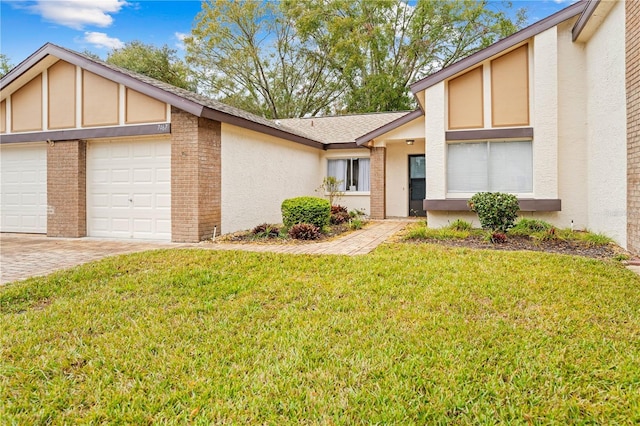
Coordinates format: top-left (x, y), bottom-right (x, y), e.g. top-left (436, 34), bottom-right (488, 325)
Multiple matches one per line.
top-left (87, 138), bottom-right (171, 240)
top-left (1, 143), bottom-right (47, 233)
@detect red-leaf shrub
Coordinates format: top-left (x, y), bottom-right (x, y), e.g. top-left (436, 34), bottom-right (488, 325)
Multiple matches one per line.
top-left (330, 205), bottom-right (349, 225)
top-left (288, 223), bottom-right (321, 240)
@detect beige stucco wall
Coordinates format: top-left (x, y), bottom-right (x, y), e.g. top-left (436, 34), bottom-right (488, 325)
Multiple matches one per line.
top-left (11, 75), bottom-right (42, 132)
top-left (48, 60), bottom-right (76, 129)
top-left (491, 45), bottom-right (529, 127)
top-left (448, 66), bottom-right (483, 129)
top-left (584, 0), bottom-right (627, 246)
top-left (2, 59), bottom-right (172, 136)
top-left (221, 123), bottom-right (322, 233)
top-left (82, 70), bottom-right (119, 127)
top-left (126, 88), bottom-right (166, 124)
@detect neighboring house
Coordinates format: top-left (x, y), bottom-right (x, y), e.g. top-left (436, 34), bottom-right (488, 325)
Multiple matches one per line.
top-left (0, 0), bottom-right (638, 255)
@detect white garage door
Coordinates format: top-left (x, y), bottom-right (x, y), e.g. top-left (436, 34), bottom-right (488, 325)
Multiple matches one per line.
top-left (0, 143), bottom-right (48, 233)
top-left (87, 138), bottom-right (171, 240)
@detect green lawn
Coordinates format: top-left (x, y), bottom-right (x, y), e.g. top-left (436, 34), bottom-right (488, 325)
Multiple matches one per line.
top-left (1, 244), bottom-right (639, 424)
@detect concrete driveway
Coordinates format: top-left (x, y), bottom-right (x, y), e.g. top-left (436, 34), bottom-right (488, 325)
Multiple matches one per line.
top-left (0, 234), bottom-right (187, 285)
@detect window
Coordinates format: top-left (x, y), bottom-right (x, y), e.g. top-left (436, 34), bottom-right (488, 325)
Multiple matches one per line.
top-left (327, 158), bottom-right (370, 192)
top-left (447, 140), bottom-right (532, 193)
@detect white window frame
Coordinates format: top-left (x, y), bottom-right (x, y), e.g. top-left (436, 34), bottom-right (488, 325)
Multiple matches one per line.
top-left (446, 139), bottom-right (533, 198)
top-left (326, 157), bottom-right (371, 194)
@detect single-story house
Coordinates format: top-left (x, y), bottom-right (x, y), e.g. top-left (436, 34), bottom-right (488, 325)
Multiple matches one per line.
top-left (1, 0), bottom-right (638, 255)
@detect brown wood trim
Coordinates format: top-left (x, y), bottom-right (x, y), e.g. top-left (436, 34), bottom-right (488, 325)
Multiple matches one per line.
top-left (446, 127), bottom-right (533, 141)
top-left (355, 109), bottom-right (423, 146)
top-left (410, 1), bottom-right (585, 93)
top-left (202, 107), bottom-right (325, 150)
top-left (0, 122), bottom-right (171, 143)
top-left (424, 198), bottom-right (561, 212)
top-left (325, 142), bottom-right (366, 150)
top-left (572, 0), bottom-right (600, 41)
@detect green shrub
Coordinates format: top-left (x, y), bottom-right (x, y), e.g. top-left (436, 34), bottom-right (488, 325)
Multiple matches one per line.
top-left (509, 218), bottom-right (552, 236)
top-left (281, 197), bottom-right (330, 229)
top-left (350, 219), bottom-right (363, 230)
top-left (468, 192), bottom-right (519, 232)
top-left (288, 223), bottom-right (321, 240)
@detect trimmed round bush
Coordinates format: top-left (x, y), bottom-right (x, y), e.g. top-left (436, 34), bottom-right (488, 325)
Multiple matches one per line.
top-left (281, 196), bottom-right (330, 229)
top-left (288, 223), bottom-right (321, 240)
top-left (468, 192), bottom-right (519, 232)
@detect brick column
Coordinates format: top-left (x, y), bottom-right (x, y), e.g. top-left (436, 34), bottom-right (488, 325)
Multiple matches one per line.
top-left (47, 140), bottom-right (86, 237)
top-left (370, 146), bottom-right (386, 219)
top-left (171, 108), bottom-right (221, 242)
top-left (627, 0), bottom-right (640, 255)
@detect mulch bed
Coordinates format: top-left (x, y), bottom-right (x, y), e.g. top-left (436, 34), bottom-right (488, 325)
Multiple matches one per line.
top-left (215, 223), bottom-right (352, 245)
top-left (410, 234), bottom-right (627, 260)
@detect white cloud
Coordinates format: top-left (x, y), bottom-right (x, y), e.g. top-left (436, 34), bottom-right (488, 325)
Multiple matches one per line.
top-left (29, 0), bottom-right (128, 30)
top-left (174, 32), bottom-right (187, 50)
top-left (83, 31), bottom-right (124, 49)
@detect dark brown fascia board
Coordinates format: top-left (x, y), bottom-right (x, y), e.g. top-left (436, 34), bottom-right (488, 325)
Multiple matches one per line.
top-left (424, 198), bottom-right (561, 212)
top-left (572, 0), bottom-right (600, 41)
top-left (446, 127), bottom-right (533, 141)
top-left (324, 142), bottom-right (366, 150)
top-left (0, 123), bottom-right (170, 144)
top-left (201, 108), bottom-right (325, 150)
top-left (410, 1), bottom-right (587, 93)
top-left (355, 109), bottom-right (424, 146)
top-left (1, 43), bottom-right (206, 117)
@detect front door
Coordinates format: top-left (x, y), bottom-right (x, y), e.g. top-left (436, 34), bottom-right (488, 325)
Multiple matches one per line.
top-left (409, 155), bottom-right (426, 216)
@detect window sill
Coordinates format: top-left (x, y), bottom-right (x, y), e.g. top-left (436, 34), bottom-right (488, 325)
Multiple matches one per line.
top-left (326, 192), bottom-right (370, 196)
top-left (424, 198), bottom-right (561, 212)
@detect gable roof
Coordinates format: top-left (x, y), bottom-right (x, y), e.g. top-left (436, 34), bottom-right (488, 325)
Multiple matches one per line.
top-left (0, 43), bottom-right (325, 149)
top-left (354, 109), bottom-right (424, 146)
top-left (278, 112), bottom-right (409, 147)
top-left (409, 0), bottom-right (587, 93)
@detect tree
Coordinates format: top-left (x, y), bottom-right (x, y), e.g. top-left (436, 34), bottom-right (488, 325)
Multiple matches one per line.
top-left (185, 0), bottom-right (525, 116)
top-left (1, 54), bottom-right (13, 78)
top-left (284, 0), bottom-right (526, 112)
top-left (186, 0), bottom-right (343, 119)
top-left (106, 41), bottom-right (195, 91)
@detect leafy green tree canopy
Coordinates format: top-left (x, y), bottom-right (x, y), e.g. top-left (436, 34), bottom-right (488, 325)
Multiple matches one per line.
top-left (1, 53), bottom-right (14, 78)
top-left (186, 0), bottom-right (342, 119)
top-left (186, 0), bottom-right (525, 117)
top-left (106, 41), bottom-right (195, 91)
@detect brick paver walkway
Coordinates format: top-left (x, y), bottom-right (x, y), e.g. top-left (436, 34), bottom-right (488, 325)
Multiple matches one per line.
top-left (0, 220), bottom-right (407, 285)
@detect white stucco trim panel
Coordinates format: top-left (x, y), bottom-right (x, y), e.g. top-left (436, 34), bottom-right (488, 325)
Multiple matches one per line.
top-left (585, 0), bottom-right (626, 247)
top-left (425, 83), bottom-right (446, 201)
top-left (532, 27), bottom-right (559, 199)
top-left (221, 123), bottom-right (322, 233)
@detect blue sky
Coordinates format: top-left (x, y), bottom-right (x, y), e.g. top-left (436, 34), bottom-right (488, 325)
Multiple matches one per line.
top-left (1, 0), bottom-right (578, 67)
